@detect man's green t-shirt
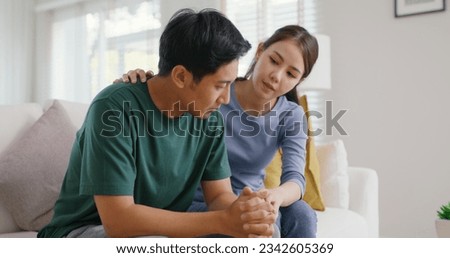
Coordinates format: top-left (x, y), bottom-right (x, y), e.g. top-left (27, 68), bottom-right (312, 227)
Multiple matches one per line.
top-left (38, 82), bottom-right (231, 237)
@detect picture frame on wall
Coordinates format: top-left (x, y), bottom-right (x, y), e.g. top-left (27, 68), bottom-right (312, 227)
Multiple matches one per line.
top-left (395, 0), bottom-right (446, 17)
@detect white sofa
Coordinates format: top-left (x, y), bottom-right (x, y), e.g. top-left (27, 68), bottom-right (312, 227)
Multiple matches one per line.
top-left (0, 99), bottom-right (379, 238)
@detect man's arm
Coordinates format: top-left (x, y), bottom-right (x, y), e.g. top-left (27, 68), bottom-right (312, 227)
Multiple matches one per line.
top-left (201, 178), bottom-right (237, 210)
top-left (95, 195), bottom-right (225, 237)
top-left (94, 192), bottom-right (274, 238)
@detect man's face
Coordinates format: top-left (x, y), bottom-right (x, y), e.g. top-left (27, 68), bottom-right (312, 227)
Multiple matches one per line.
top-left (184, 60), bottom-right (238, 119)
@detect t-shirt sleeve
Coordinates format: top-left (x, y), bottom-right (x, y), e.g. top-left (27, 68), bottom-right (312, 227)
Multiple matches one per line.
top-left (79, 99), bottom-right (137, 195)
top-left (200, 112), bottom-right (232, 181)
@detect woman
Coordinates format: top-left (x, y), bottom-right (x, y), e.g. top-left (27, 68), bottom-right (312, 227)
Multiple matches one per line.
top-left (118, 25), bottom-right (319, 237)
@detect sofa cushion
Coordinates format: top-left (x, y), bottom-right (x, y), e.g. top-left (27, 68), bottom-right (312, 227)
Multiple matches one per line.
top-left (0, 103), bottom-right (43, 155)
top-left (316, 207), bottom-right (369, 237)
top-left (264, 95), bottom-right (325, 211)
top-left (298, 95), bottom-right (324, 211)
top-left (44, 99), bottom-right (89, 129)
top-left (0, 103), bottom-right (43, 233)
top-left (264, 149), bottom-right (282, 189)
top-left (316, 139), bottom-right (349, 209)
top-left (0, 100), bottom-right (77, 231)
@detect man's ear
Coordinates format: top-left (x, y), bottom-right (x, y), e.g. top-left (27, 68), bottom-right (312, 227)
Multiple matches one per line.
top-left (171, 65), bottom-right (193, 89)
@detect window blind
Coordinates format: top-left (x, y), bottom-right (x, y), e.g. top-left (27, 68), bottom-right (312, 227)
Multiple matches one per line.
top-left (223, 0), bottom-right (318, 75)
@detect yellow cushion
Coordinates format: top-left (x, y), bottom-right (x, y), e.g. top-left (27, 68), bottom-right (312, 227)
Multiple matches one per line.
top-left (264, 95), bottom-right (325, 211)
top-left (264, 148), bottom-right (283, 189)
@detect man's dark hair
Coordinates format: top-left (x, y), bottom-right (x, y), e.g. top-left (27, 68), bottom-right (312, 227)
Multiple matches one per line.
top-left (158, 8), bottom-right (251, 83)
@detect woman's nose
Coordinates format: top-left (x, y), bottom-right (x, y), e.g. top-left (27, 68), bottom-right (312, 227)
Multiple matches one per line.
top-left (270, 69), bottom-right (281, 84)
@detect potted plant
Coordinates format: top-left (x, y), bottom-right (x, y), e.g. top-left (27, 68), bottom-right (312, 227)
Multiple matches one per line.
top-left (435, 202), bottom-right (450, 237)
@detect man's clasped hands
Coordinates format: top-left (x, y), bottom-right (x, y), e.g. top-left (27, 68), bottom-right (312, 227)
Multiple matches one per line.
top-left (227, 187), bottom-right (278, 238)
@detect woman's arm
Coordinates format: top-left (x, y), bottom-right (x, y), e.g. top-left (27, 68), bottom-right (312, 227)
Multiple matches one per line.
top-left (265, 181), bottom-right (302, 209)
top-left (263, 105), bottom-right (307, 211)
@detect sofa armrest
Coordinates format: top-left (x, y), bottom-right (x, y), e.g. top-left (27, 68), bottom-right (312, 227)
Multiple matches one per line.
top-left (347, 167), bottom-right (379, 237)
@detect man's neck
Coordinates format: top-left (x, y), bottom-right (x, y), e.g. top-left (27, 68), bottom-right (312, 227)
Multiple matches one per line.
top-left (146, 76), bottom-right (185, 118)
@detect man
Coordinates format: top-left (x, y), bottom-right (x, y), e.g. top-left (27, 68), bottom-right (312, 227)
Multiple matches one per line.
top-left (37, 8), bottom-right (276, 238)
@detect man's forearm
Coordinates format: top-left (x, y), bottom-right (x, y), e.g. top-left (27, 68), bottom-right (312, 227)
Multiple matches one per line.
top-left (103, 203), bottom-right (232, 237)
top-left (95, 195), bottom-right (236, 238)
top-left (206, 192), bottom-right (238, 211)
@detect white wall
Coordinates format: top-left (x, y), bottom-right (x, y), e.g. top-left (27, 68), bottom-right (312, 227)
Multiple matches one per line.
top-left (319, 0), bottom-right (450, 237)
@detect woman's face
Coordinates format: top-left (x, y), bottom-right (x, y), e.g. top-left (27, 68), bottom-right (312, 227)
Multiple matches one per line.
top-left (251, 39), bottom-right (305, 100)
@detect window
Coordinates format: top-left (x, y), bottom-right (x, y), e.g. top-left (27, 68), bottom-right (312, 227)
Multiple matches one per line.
top-left (36, 0), bottom-right (161, 103)
top-left (85, 1), bottom-right (161, 97)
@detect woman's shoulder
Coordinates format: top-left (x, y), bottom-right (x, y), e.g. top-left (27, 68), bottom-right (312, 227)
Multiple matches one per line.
top-left (276, 96), bottom-right (305, 117)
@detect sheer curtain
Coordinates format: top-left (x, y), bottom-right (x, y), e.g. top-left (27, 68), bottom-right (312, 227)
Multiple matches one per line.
top-left (34, 0), bottom-right (161, 104)
top-left (0, 0), bottom-right (35, 105)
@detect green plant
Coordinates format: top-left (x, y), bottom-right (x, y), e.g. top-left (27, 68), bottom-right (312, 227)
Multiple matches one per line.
top-left (437, 202), bottom-right (450, 220)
